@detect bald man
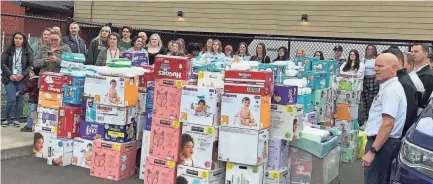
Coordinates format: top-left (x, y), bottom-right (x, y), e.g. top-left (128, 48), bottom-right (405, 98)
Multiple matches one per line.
top-left (362, 53), bottom-right (407, 184)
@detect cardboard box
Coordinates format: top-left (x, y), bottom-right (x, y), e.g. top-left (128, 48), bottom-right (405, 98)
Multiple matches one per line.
top-left (152, 79), bottom-right (183, 120)
top-left (335, 104), bottom-right (359, 121)
top-left (139, 71), bottom-right (155, 93)
top-left (139, 130), bottom-right (152, 180)
top-left (224, 70), bottom-right (274, 95)
top-left (258, 64), bottom-right (286, 84)
top-left (341, 146), bottom-right (357, 163)
top-left (95, 104), bottom-right (137, 125)
top-left (38, 91), bottom-right (63, 109)
top-left (336, 90), bottom-right (361, 105)
top-left (39, 72), bottom-right (65, 93)
top-left (341, 130), bottom-right (358, 148)
top-left (33, 132), bottom-right (56, 159)
top-left (79, 120), bottom-right (105, 140)
top-left (334, 120), bottom-right (355, 133)
top-left (121, 51), bottom-right (149, 66)
top-left (218, 127), bottom-right (269, 165)
top-left (138, 92), bottom-right (147, 113)
top-left (272, 85), bottom-right (298, 105)
top-left (180, 123), bottom-right (222, 170)
top-left (144, 156), bottom-right (177, 184)
top-left (297, 93), bottom-right (315, 113)
top-left (267, 138), bottom-right (290, 171)
top-left (176, 165), bottom-right (225, 184)
top-left (103, 123), bottom-right (136, 143)
top-left (154, 55), bottom-right (191, 80)
top-left (311, 60), bottom-right (328, 73)
top-left (270, 104), bottom-right (304, 141)
top-left (57, 106), bottom-right (82, 139)
top-left (62, 86), bottom-right (84, 105)
top-left (225, 162), bottom-right (265, 184)
top-left (197, 71), bottom-right (225, 89)
top-left (136, 113), bottom-right (148, 141)
top-left (300, 71), bottom-right (329, 90)
top-left (37, 107), bottom-right (58, 134)
top-left (85, 97), bottom-right (96, 122)
top-left (337, 75), bottom-right (362, 92)
top-left (315, 103), bottom-right (334, 123)
top-left (47, 138), bottom-right (73, 167)
top-left (149, 117), bottom-right (182, 162)
top-left (35, 123), bottom-right (57, 136)
top-left (90, 140), bottom-right (137, 181)
top-left (265, 167), bottom-right (290, 184)
top-left (314, 88), bottom-right (332, 107)
top-left (294, 57), bottom-right (318, 71)
top-left (305, 111), bottom-right (317, 125)
top-left (146, 89), bottom-right (154, 110)
top-left (72, 137), bottom-right (94, 168)
top-left (180, 86), bottom-right (222, 126)
top-left (220, 93), bottom-right (271, 130)
top-left (84, 75), bottom-right (138, 107)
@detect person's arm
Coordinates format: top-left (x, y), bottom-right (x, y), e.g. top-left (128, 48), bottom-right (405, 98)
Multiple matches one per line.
top-left (1, 52), bottom-right (13, 78)
top-left (95, 49), bottom-right (106, 66)
top-left (357, 62), bottom-right (365, 79)
top-left (19, 79), bottom-right (34, 95)
top-left (85, 40), bottom-right (96, 65)
top-left (33, 48), bottom-right (46, 68)
top-left (21, 50), bottom-right (34, 77)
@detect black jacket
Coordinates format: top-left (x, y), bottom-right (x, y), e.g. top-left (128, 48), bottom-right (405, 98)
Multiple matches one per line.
top-left (1, 47), bottom-right (33, 85)
top-left (397, 69), bottom-right (418, 136)
top-left (416, 65), bottom-right (433, 108)
top-left (250, 55), bottom-right (271, 63)
top-left (62, 35), bottom-right (86, 54)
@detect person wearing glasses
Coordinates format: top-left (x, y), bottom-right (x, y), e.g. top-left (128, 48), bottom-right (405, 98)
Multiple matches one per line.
top-left (34, 29), bottom-right (71, 74)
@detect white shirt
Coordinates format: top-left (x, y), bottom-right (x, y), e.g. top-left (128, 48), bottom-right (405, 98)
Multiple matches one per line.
top-left (339, 62), bottom-right (365, 79)
top-left (364, 58), bottom-right (376, 76)
top-left (12, 48), bottom-right (23, 75)
top-left (408, 70), bottom-right (425, 94)
top-left (365, 77), bottom-right (407, 138)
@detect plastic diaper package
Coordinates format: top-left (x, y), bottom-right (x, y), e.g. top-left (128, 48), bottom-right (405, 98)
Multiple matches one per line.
top-left (61, 60), bottom-right (85, 70)
top-left (106, 58), bottom-right (132, 68)
top-left (61, 52), bottom-right (85, 63)
top-left (95, 66), bottom-right (147, 77)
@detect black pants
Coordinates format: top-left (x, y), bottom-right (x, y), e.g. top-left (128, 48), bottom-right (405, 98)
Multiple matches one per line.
top-left (364, 138), bottom-right (401, 184)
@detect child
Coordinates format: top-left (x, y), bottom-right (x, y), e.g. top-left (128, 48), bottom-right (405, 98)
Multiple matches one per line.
top-left (179, 134), bottom-right (194, 166)
top-left (17, 68), bottom-right (39, 132)
top-left (106, 79), bottom-right (121, 104)
top-left (33, 132), bottom-right (44, 157)
top-left (238, 97), bottom-right (256, 127)
top-left (193, 99), bottom-right (207, 115)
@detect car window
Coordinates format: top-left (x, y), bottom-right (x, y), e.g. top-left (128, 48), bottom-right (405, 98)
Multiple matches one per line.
top-left (415, 117), bottom-right (433, 136)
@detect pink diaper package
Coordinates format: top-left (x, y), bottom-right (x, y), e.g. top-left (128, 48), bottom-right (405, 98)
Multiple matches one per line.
top-left (152, 79), bottom-right (183, 120)
top-left (149, 116), bottom-right (181, 162)
top-left (144, 156), bottom-right (177, 184)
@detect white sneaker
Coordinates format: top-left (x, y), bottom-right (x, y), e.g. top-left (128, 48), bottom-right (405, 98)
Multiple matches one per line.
top-left (1, 120), bottom-right (10, 127)
top-left (12, 121), bottom-right (20, 127)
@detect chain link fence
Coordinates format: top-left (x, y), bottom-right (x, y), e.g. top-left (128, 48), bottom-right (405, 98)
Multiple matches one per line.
top-left (1, 13), bottom-right (432, 120)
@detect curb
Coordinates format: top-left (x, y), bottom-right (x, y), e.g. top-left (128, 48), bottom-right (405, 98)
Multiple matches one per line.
top-left (1, 142), bottom-right (33, 160)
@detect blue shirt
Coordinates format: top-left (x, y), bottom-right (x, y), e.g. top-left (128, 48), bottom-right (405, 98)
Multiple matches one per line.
top-left (365, 77), bottom-right (407, 138)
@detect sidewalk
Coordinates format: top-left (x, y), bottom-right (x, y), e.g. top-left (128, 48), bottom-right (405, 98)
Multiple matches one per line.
top-left (1, 124), bottom-right (33, 160)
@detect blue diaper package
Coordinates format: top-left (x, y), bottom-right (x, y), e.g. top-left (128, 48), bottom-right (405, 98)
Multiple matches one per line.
top-left (146, 89), bottom-right (154, 110)
top-left (63, 86), bottom-right (84, 105)
top-left (297, 93), bottom-right (315, 113)
top-left (85, 97), bottom-right (96, 122)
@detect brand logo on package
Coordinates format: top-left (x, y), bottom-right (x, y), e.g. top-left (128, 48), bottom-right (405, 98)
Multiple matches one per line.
top-left (222, 94), bottom-right (237, 98)
top-left (182, 86), bottom-right (198, 91)
top-left (101, 143), bottom-right (113, 148)
top-left (154, 158), bottom-right (166, 165)
top-left (186, 169), bottom-right (199, 176)
top-left (86, 124), bottom-right (98, 135)
top-left (97, 105), bottom-right (113, 112)
top-left (48, 85), bottom-right (61, 93)
top-left (41, 112), bottom-right (57, 121)
top-left (162, 80), bottom-right (175, 86)
top-left (191, 126), bottom-right (204, 132)
top-left (159, 63), bottom-right (181, 79)
top-left (238, 73), bottom-right (252, 78)
top-left (160, 120), bottom-right (171, 126)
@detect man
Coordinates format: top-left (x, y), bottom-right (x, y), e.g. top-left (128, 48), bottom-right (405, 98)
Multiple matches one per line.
top-left (382, 48), bottom-right (417, 136)
top-left (428, 53), bottom-right (433, 69)
top-left (118, 26), bottom-right (133, 50)
top-left (138, 31), bottom-right (148, 46)
top-left (404, 52), bottom-right (425, 114)
top-left (362, 53), bottom-right (406, 184)
top-left (61, 22), bottom-right (86, 54)
top-left (333, 45), bottom-right (346, 67)
top-left (411, 43), bottom-right (433, 109)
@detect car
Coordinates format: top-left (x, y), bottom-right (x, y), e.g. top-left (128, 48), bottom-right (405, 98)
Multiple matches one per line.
top-left (390, 97), bottom-right (433, 184)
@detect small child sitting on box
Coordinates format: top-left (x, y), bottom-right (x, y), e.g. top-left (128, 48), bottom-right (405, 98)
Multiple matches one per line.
top-left (16, 68), bottom-right (39, 132)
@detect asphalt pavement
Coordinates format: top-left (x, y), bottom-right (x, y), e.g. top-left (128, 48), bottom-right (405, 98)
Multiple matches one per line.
top-left (1, 156), bottom-right (365, 184)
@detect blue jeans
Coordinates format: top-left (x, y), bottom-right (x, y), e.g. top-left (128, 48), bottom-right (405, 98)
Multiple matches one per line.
top-left (26, 103), bottom-right (37, 128)
top-left (4, 80), bottom-right (25, 121)
top-left (364, 138), bottom-right (401, 184)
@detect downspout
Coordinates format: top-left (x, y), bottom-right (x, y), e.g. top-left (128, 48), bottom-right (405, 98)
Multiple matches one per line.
top-left (90, 0), bottom-right (94, 22)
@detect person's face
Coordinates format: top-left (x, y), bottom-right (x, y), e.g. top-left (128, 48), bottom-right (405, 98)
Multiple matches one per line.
top-left (296, 50), bottom-right (303, 57)
top-left (349, 52), bottom-right (356, 61)
top-left (172, 43), bottom-right (179, 53)
top-left (109, 35), bottom-right (118, 47)
top-left (183, 141), bottom-right (194, 157)
top-left (225, 46), bottom-right (232, 56)
top-left (314, 52), bottom-right (321, 58)
top-left (366, 46), bottom-right (374, 57)
top-left (206, 39), bottom-right (213, 48)
top-left (212, 42), bottom-right (219, 52)
top-left (134, 38), bottom-right (143, 48)
top-left (243, 100), bottom-right (250, 107)
top-left (138, 32), bottom-right (147, 43)
top-left (375, 56), bottom-right (396, 82)
top-left (429, 60), bottom-right (433, 70)
top-left (101, 29), bottom-right (110, 38)
top-left (199, 102), bottom-right (205, 107)
top-left (110, 82), bottom-right (116, 88)
top-left (49, 34), bottom-right (60, 47)
top-left (278, 48), bottom-right (285, 57)
top-left (150, 36), bottom-right (158, 46)
top-left (42, 30), bottom-right (50, 42)
top-left (239, 44), bottom-right (246, 54)
top-left (411, 45), bottom-right (427, 64)
top-left (404, 55), bottom-right (414, 72)
top-left (335, 50), bottom-right (342, 58)
top-left (14, 34), bottom-right (24, 48)
top-left (36, 138), bottom-right (43, 151)
top-left (257, 45), bottom-right (263, 55)
top-left (122, 28), bottom-right (131, 39)
top-left (69, 23), bottom-right (79, 36)
top-left (168, 42), bottom-right (173, 51)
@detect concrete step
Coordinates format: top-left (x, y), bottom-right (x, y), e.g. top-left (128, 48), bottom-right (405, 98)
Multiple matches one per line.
top-left (1, 125), bottom-right (34, 160)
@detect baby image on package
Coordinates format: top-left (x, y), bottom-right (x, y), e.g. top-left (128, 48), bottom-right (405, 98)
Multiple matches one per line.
top-left (84, 76), bottom-right (138, 107)
top-left (180, 86), bottom-right (222, 126)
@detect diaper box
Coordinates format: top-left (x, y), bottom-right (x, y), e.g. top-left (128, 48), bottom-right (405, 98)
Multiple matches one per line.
top-left (341, 146), bottom-right (357, 163)
top-left (294, 57), bottom-right (318, 71)
top-left (336, 90), bottom-right (361, 105)
top-left (314, 88), bottom-right (332, 107)
top-left (35, 123), bottom-right (57, 136)
top-left (265, 167), bottom-right (290, 184)
top-left (311, 60), bottom-right (327, 72)
top-left (38, 91), bottom-right (63, 109)
top-left (267, 138), bottom-right (290, 171)
top-left (136, 113), bottom-right (148, 141)
top-left (180, 86), bottom-right (222, 126)
top-left (225, 162), bottom-right (265, 184)
top-left (297, 93), bottom-right (314, 113)
top-left (341, 130), bottom-right (358, 148)
top-left (146, 89), bottom-right (154, 109)
top-left (180, 123), bottom-right (222, 170)
top-left (85, 97), bottom-right (96, 122)
top-left (218, 127), bottom-right (269, 165)
top-left (95, 104), bottom-right (137, 125)
top-left (152, 79), bottom-right (182, 120)
top-left (220, 93), bottom-right (271, 130)
top-left (57, 106), bottom-right (82, 139)
top-left (271, 85), bottom-right (298, 105)
top-left (39, 72), bottom-right (66, 93)
top-left (62, 86), bottom-right (84, 105)
top-left (197, 71), bottom-right (225, 89)
top-left (138, 92), bottom-right (147, 113)
top-left (79, 120), bottom-right (105, 140)
top-left (334, 120), bottom-right (355, 133)
top-left (258, 64), bottom-right (286, 84)
top-left (63, 75), bottom-right (85, 87)
top-left (270, 104), bottom-right (304, 141)
top-left (84, 75), bottom-right (138, 107)
top-left (144, 156), bottom-right (177, 184)
top-left (72, 137), bottom-right (94, 168)
top-left (139, 130), bottom-right (152, 179)
top-left (139, 70), bottom-right (155, 93)
top-left (337, 75), bottom-right (362, 92)
top-left (315, 103), bottom-right (334, 123)
top-left (224, 70), bottom-right (274, 95)
top-left (90, 140), bottom-right (137, 181)
top-left (305, 111), bottom-right (318, 125)
top-left (143, 110), bottom-right (153, 131)
top-left (335, 104), bottom-right (359, 121)
top-left (47, 138), bottom-right (73, 167)
top-left (149, 117), bottom-right (182, 161)
top-left (33, 132), bottom-right (56, 159)
top-left (154, 55), bottom-right (192, 80)
top-left (300, 71), bottom-right (329, 90)
top-left (176, 165), bottom-right (225, 184)
top-left (103, 123), bottom-right (136, 143)
top-left (37, 107), bottom-right (58, 132)
top-left (121, 51), bottom-right (149, 66)
top-left (326, 60), bottom-right (339, 75)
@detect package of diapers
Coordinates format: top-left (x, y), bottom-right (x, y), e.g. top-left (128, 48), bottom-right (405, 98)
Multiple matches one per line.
top-left (61, 60), bottom-right (85, 70)
top-left (61, 52), bottom-right (85, 63)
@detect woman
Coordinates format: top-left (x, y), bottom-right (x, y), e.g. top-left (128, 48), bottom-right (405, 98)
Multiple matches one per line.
top-left (34, 29), bottom-right (71, 73)
top-left (274, 46), bottom-right (289, 61)
top-left (85, 26), bottom-right (111, 65)
top-left (126, 36), bottom-right (148, 54)
top-left (31, 28), bottom-right (51, 57)
top-left (95, 33), bottom-right (125, 66)
top-left (205, 39), bottom-right (226, 61)
top-left (224, 45), bottom-right (234, 58)
top-left (250, 43), bottom-right (271, 63)
top-left (167, 40), bottom-right (174, 55)
top-left (234, 42), bottom-right (251, 60)
top-left (168, 41), bottom-right (185, 56)
top-left (296, 48), bottom-right (306, 57)
top-left (314, 51), bottom-right (325, 60)
top-left (200, 38), bottom-right (213, 55)
top-left (145, 34), bottom-right (167, 65)
top-left (177, 38), bottom-right (186, 54)
top-left (360, 45), bottom-right (378, 127)
top-left (339, 49), bottom-right (365, 77)
top-left (1, 32), bottom-right (34, 127)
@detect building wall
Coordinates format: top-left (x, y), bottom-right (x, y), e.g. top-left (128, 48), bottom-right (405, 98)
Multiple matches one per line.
top-left (74, 1), bottom-right (433, 41)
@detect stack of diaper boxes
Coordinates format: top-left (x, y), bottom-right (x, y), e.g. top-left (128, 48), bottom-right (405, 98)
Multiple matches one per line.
top-left (143, 55), bottom-right (192, 184)
top-left (83, 71), bottom-right (139, 180)
top-left (219, 70), bottom-right (272, 184)
top-left (176, 70), bottom-right (226, 184)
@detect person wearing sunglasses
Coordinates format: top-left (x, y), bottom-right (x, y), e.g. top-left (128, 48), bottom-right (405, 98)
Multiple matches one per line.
top-left (34, 29), bottom-right (71, 74)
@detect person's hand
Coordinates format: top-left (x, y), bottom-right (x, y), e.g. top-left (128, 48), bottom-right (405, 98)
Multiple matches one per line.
top-left (16, 91), bottom-right (20, 96)
top-left (46, 55), bottom-right (56, 63)
top-left (15, 74), bottom-right (24, 81)
top-left (9, 75), bottom-right (17, 81)
top-left (361, 151), bottom-right (375, 168)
